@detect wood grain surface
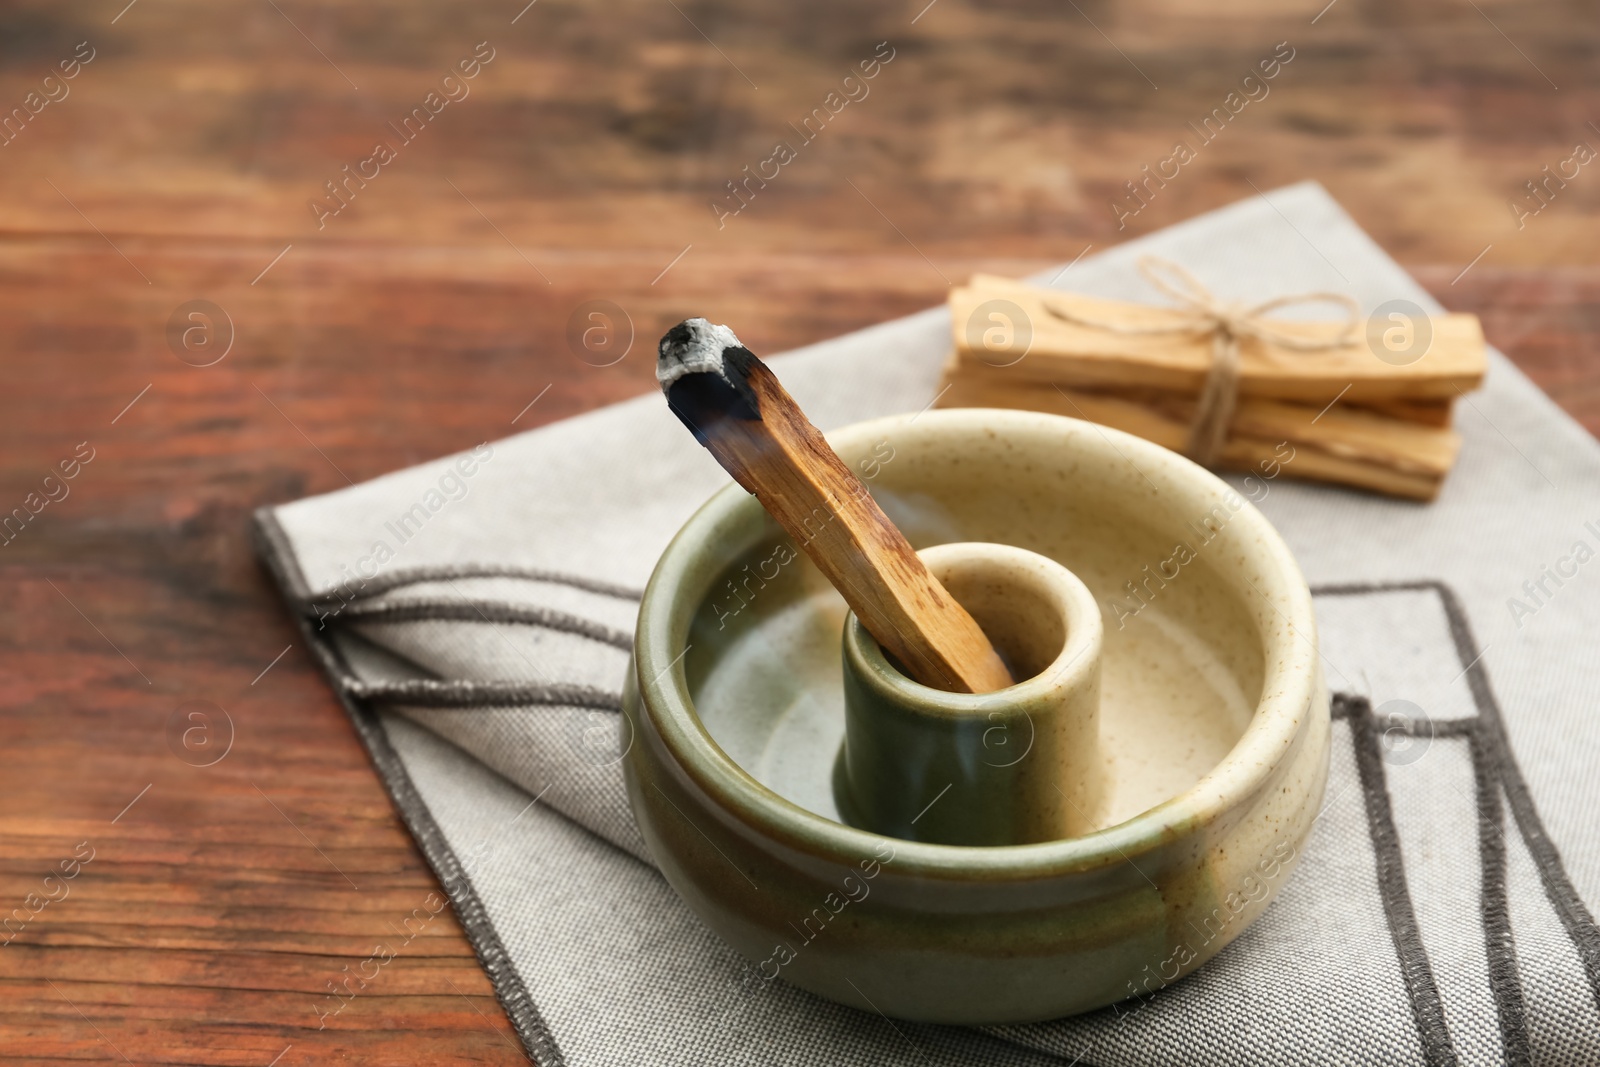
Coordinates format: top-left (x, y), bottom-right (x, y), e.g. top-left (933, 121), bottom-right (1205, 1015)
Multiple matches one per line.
top-left (0, 0), bottom-right (1595, 1063)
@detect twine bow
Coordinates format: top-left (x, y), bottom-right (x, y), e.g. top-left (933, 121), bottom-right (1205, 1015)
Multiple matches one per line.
top-left (1042, 256), bottom-right (1360, 466)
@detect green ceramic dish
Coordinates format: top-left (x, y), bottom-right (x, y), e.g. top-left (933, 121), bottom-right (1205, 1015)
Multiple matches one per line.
top-left (623, 408), bottom-right (1329, 1024)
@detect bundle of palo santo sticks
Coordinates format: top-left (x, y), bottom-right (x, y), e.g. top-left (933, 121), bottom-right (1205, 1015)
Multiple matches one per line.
top-left (936, 266), bottom-right (1487, 501)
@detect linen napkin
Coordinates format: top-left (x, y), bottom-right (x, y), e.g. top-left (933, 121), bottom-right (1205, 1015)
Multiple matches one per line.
top-left (254, 182), bottom-right (1600, 1066)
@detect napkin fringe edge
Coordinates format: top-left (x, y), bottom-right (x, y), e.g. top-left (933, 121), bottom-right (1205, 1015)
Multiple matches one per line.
top-left (252, 505), bottom-right (568, 1067)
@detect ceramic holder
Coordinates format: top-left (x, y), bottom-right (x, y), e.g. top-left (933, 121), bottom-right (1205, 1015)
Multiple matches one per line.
top-left (623, 409), bottom-right (1330, 1024)
top-left (834, 542), bottom-right (1103, 846)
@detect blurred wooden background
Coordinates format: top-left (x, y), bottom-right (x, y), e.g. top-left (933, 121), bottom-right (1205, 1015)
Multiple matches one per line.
top-left (0, 0), bottom-right (1595, 1062)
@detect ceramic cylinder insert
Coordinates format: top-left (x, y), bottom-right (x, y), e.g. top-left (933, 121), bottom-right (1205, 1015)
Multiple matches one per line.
top-left (833, 541), bottom-right (1105, 846)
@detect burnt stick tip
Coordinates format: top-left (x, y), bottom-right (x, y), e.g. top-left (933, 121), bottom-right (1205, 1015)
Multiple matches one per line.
top-left (658, 318), bottom-right (764, 443)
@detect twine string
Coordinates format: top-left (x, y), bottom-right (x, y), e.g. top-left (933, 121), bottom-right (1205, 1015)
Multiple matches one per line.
top-left (1041, 256), bottom-right (1360, 466)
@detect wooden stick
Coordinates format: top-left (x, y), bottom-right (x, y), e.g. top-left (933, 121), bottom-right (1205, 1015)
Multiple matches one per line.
top-left (995, 377), bottom-right (1458, 428)
top-left (952, 275), bottom-right (1486, 403)
top-left (937, 370), bottom-right (1447, 500)
top-left (940, 363), bottom-right (1460, 476)
top-left (1353, 396), bottom-right (1455, 428)
top-left (659, 318), bottom-right (1014, 694)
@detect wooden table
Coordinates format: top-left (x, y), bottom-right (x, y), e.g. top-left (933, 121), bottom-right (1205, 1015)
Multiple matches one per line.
top-left (1, 1), bottom-right (1594, 1062)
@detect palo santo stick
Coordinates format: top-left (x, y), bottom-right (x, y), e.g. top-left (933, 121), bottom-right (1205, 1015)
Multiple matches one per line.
top-left (938, 370), bottom-right (1446, 501)
top-left (940, 359), bottom-right (1461, 477)
top-left (1049, 380), bottom-right (1456, 428)
top-left (659, 318), bottom-right (1014, 694)
top-left (953, 275), bottom-right (1486, 404)
top-left (1353, 396), bottom-right (1454, 428)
